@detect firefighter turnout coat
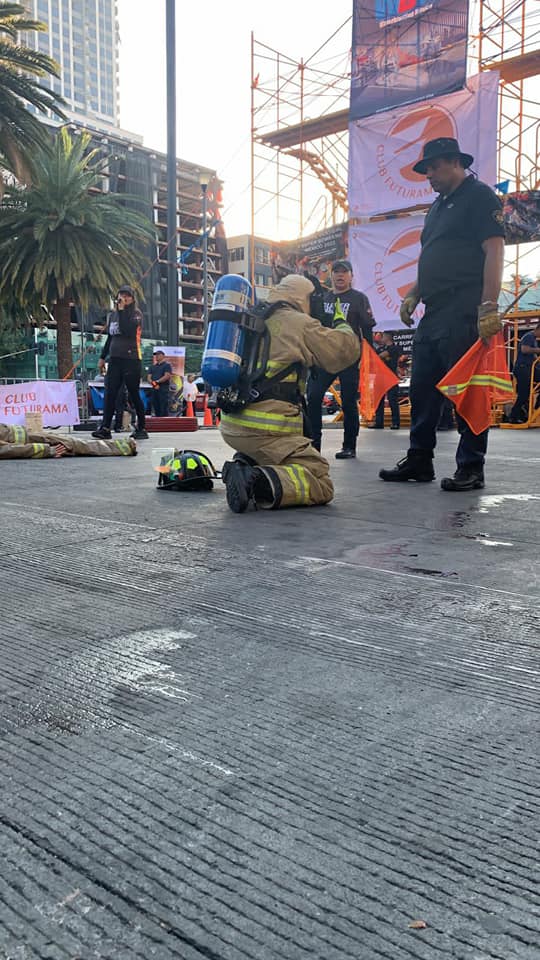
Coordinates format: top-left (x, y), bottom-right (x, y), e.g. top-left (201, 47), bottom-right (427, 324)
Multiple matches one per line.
top-left (219, 275), bottom-right (360, 508)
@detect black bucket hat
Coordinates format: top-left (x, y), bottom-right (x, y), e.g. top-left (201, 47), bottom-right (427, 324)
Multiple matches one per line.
top-left (413, 138), bottom-right (474, 175)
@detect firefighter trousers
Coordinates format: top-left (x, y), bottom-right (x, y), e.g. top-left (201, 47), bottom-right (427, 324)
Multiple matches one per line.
top-left (220, 415), bottom-right (334, 509)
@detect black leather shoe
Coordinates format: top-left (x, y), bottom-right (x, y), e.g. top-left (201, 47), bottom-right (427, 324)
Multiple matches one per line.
top-left (335, 448), bottom-right (356, 459)
top-left (91, 427), bottom-right (112, 439)
top-left (367, 424), bottom-right (384, 429)
top-left (222, 460), bottom-right (256, 513)
top-left (379, 455), bottom-right (434, 482)
top-left (440, 468), bottom-right (484, 492)
top-left (390, 424), bottom-right (400, 430)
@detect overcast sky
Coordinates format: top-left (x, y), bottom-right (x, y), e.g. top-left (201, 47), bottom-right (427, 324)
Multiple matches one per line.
top-left (117, 0), bottom-right (352, 236)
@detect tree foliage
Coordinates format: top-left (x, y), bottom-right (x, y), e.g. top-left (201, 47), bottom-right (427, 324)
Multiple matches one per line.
top-left (0, 128), bottom-right (156, 376)
top-left (0, 1), bottom-right (65, 183)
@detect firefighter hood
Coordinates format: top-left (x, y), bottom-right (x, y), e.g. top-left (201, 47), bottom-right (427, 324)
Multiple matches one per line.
top-left (267, 275), bottom-right (314, 315)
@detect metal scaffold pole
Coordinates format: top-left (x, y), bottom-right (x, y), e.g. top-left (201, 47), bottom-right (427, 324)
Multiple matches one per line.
top-left (166, 0), bottom-right (179, 345)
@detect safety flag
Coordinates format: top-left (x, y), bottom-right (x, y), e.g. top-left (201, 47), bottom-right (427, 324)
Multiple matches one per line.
top-left (437, 332), bottom-right (514, 435)
top-left (359, 342), bottom-right (400, 422)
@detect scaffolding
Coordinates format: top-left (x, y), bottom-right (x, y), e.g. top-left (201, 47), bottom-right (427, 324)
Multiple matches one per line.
top-left (475, 0), bottom-right (540, 308)
top-left (251, 3), bottom-right (540, 305)
top-left (250, 20), bottom-right (352, 270)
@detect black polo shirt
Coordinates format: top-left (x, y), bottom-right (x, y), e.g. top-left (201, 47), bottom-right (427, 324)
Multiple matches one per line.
top-left (322, 288), bottom-right (375, 345)
top-left (417, 176), bottom-right (505, 306)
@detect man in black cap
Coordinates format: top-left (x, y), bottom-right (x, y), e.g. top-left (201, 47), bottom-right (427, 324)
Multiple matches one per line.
top-left (306, 259), bottom-right (375, 459)
top-left (379, 137), bottom-right (505, 491)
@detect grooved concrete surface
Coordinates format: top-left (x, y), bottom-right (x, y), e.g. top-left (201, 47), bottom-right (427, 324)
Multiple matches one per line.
top-left (0, 426), bottom-right (538, 960)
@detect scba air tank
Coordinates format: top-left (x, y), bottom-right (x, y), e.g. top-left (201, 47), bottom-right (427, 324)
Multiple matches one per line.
top-left (201, 275), bottom-right (254, 388)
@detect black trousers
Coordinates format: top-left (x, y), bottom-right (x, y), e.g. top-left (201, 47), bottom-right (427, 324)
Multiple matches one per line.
top-left (510, 366), bottom-right (536, 420)
top-left (409, 301), bottom-right (487, 469)
top-left (375, 384), bottom-right (400, 428)
top-left (103, 358), bottom-right (145, 430)
top-left (151, 388), bottom-right (169, 417)
top-left (306, 361), bottom-right (360, 451)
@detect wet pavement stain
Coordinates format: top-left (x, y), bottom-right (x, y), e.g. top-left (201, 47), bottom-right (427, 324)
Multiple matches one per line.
top-left (403, 566), bottom-right (459, 578)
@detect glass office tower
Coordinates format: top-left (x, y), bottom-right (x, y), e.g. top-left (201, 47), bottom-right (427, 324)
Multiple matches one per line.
top-left (25, 0), bottom-right (119, 128)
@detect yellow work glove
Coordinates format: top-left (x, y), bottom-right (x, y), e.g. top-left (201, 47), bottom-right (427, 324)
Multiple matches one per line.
top-left (477, 302), bottom-right (502, 340)
top-left (400, 295), bottom-right (419, 328)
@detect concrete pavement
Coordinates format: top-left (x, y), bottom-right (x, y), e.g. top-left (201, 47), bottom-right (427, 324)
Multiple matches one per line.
top-left (0, 424), bottom-right (538, 959)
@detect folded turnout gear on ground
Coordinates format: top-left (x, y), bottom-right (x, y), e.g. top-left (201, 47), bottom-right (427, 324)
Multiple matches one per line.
top-left (0, 424), bottom-right (137, 458)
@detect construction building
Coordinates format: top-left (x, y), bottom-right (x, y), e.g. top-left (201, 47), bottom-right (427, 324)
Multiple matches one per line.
top-left (23, 0), bottom-right (120, 132)
top-left (227, 235), bottom-right (274, 301)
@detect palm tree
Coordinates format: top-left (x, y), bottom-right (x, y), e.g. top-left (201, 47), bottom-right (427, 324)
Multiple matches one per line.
top-left (0, 2), bottom-right (65, 182)
top-left (0, 127), bottom-right (155, 377)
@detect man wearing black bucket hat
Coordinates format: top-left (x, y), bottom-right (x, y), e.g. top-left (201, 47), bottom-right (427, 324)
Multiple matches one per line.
top-left (379, 137), bottom-right (505, 491)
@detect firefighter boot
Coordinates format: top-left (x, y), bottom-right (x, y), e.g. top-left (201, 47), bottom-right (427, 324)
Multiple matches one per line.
top-left (379, 449), bottom-right (435, 483)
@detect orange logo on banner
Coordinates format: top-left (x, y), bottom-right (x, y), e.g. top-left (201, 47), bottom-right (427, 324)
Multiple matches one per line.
top-left (390, 105), bottom-right (457, 182)
top-left (373, 227), bottom-right (422, 319)
top-left (374, 104), bottom-right (457, 201)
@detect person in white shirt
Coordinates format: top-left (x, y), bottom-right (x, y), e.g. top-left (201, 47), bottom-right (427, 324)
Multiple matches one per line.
top-left (183, 374), bottom-right (199, 413)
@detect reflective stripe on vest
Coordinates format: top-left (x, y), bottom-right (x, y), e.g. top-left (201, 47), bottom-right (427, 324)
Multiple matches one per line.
top-left (221, 407), bottom-right (302, 434)
top-left (32, 443), bottom-right (47, 458)
top-left (439, 375), bottom-right (514, 397)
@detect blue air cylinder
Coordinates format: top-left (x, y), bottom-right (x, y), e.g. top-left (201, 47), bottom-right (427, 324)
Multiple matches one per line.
top-left (201, 275), bottom-right (253, 388)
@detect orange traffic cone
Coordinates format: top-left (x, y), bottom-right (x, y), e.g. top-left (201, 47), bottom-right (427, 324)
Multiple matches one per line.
top-left (185, 399), bottom-right (194, 418)
top-left (203, 397), bottom-right (213, 427)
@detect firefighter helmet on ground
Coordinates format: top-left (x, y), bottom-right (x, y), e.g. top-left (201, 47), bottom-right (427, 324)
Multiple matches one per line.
top-left (157, 449), bottom-right (219, 491)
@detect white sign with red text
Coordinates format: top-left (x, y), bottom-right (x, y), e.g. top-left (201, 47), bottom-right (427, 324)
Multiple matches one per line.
top-left (349, 216), bottom-right (425, 332)
top-left (0, 380), bottom-right (80, 426)
top-left (349, 72), bottom-right (499, 218)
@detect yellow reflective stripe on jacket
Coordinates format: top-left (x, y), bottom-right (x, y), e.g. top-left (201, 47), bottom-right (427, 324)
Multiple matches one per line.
top-left (439, 375), bottom-right (514, 397)
top-left (114, 439), bottom-right (132, 455)
top-left (12, 426), bottom-right (27, 442)
top-left (265, 359), bottom-right (297, 383)
top-left (32, 443), bottom-right (47, 458)
top-left (221, 408), bottom-right (302, 434)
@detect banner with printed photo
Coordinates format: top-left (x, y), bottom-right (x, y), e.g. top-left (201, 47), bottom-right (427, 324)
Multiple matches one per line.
top-left (271, 224), bottom-right (348, 288)
top-left (349, 72), bottom-right (499, 217)
top-left (0, 380), bottom-right (79, 426)
top-left (349, 216), bottom-right (425, 331)
top-left (161, 346), bottom-right (186, 416)
top-left (351, 0), bottom-right (470, 120)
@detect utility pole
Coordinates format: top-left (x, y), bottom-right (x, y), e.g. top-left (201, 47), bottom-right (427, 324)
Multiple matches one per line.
top-left (166, 0), bottom-right (178, 345)
top-left (200, 177), bottom-right (209, 332)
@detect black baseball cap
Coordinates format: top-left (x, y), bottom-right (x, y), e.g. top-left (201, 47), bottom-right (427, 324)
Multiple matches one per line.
top-left (153, 348), bottom-right (165, 355)
top-left (332, 259), bottom-right (353, 272)
top-left (117, 285), bottom-right (135, 297)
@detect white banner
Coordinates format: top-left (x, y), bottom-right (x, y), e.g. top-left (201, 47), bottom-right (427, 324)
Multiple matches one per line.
top-left (0, 381), bottom-right (80, 426)
top-left (350, 217), bottom-right (425, 332)
top-left (349, 73), bottom-right (499, 218)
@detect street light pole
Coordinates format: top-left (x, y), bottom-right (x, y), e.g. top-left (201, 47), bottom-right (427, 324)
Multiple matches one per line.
top-left (201, 180), bottom-right (209, 333)
top-left (166, 0), bottom-right (178, 346)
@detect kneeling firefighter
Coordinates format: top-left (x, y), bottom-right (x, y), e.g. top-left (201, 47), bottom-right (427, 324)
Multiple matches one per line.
top-left (201, 273), bottom-right (360, 512)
